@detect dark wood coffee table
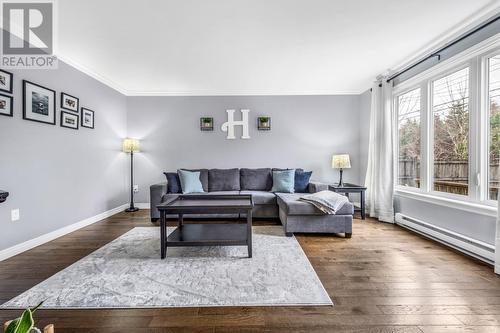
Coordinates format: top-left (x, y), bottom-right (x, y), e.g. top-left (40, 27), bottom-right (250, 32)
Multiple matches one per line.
top-left (157, 195), bottom-right (254, 259)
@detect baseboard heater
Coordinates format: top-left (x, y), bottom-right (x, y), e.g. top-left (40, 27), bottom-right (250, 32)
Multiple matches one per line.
top-left (395, 213), bottom-right (495, 265)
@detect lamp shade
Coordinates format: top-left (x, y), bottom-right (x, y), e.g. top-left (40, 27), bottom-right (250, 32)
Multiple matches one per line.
top-left (123, 138), bottom-right (140, 153)
top-left (332, 154), bottom-right (351, 169)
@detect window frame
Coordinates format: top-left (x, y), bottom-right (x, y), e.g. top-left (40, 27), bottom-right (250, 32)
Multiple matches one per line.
top-left (481, 47), bottom-right (500, 204)
top-left (428, 63), bottom-right (472, 200)
top-left (395, 86), bottom-right (423, 191)
top-left (393, 33), bottom-right (500, 208)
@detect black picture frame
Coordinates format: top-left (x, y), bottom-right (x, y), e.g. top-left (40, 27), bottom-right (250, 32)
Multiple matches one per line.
top-left (81, 107), bottom-right (95, 129)
top-left (0, 93), bottom-right (13, 117)
top-left (22, 80), bottom-right (56, 125)
top-left (0, 69), bottom-right (13, 94)
top-left (60, 92), bottom-right (79, 112)
top-left (60, 111), bottom-right (79, 130)
top-left (200, 117), bottom-right (214, 131)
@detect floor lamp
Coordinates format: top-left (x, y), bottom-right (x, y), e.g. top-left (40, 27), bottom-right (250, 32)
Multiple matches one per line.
top-left (123, 138), bottom-right (140, 212)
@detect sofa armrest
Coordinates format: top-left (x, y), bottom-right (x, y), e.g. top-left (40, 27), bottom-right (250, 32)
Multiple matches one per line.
top-left (150, 182), bottom-right (167, 221)
top-left (308, 181), bottom-right (329, 193)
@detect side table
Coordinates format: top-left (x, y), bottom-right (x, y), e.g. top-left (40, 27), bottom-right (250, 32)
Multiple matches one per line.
top-left (328, 183), bottom-right (367, 220)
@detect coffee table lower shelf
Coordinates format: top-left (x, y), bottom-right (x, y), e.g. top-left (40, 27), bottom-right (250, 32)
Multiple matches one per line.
top-left (167, 224), bottom-right (249, 246)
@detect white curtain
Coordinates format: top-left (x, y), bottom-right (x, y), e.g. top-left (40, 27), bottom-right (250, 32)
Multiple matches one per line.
top-left (364, 79), bottom-right (395, 223)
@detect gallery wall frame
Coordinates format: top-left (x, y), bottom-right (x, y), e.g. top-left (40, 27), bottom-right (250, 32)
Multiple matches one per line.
top-left (61, 92), bottom-right (79, 112)
top-left (60, 111), bottom-right (79, 130)
top-left (22, 80), bottom-right (56, 125)
top-left (81, 107), bottom-right (95, 129)
top-left (0, 93), bottom-right (13, 117)
top-left (0, 69), bottom-right (13, 94)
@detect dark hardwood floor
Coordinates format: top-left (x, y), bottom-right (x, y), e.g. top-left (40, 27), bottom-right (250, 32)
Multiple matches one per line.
top-left (1, 210), bottom-right (500, 332)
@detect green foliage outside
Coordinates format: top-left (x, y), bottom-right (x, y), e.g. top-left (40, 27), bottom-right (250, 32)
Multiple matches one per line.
top-left (399, 100), bottom-right (500, 163)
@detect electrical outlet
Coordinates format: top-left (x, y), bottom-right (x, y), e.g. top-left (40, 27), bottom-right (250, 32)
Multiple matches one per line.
top-left (133, 185), bottom-right (139, 193)
top-left (11, 209), bottom-right (20, 222)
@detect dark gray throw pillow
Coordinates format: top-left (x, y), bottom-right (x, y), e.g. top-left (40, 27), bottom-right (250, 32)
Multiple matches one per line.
top-left (208, 168), bottom-right (240, 192)
top-left (163, 172), bottom-right (181, 193)
top-left (240, 168), bottom-right (272, 191)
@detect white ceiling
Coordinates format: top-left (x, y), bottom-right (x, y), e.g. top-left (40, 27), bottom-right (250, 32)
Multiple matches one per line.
top-left (57, 0), bottom-right (500, 96)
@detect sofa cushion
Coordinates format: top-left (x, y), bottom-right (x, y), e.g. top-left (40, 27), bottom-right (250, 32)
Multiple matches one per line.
top-left (271, 169), bottom-right (296, 193)
top-left (189, 190), bottom-right (240, 195)
top-left (240, 168), bottom-right (272, 191)
top-left (177, 170), bottom-right (205, 194)
top-left (161, 193), bottom-right (180, 204)
top-left (240, 190), bottom-right (277, 205)
top-left (163, 172), bottom-right (181, 193)
top-left (276, 193), bottom-right (353, 216)
top-left (208, 168), bottom-right (240, 192)
top-left (181, 169), bottom-right (209, 192)
top-left (294, 170), bottom-right (312, 193)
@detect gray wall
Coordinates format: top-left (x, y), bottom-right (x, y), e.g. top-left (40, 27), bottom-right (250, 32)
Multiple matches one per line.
top-left (0, 61), bottom-right (128, 251)
top-left (127, 95), bottom-right (366, 203)
top-left (358, 90), bottom-right (371, 185)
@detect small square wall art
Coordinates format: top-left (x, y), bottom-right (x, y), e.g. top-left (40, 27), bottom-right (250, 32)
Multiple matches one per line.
top-left (200, 117), bottom-right (214, 131)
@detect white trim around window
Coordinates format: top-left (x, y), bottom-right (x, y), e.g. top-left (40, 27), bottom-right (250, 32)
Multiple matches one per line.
top-left (393, 32), bottom-right (500, 210)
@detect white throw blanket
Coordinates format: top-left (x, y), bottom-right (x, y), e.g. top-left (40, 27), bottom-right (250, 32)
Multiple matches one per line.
top-left (299, 190), bottom-right (349, 215)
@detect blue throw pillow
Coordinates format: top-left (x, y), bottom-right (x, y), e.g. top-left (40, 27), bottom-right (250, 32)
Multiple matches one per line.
top-left (177, 169), bottom-right (205, 194)
top-left (295, 170), bottom-right (312, 193)
top-left (164, 172), bottom-right (181, 193)
top-left (271, 169), bottom-right (296, 193)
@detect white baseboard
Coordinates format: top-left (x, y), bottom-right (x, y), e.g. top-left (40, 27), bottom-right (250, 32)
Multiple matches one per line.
top-left (395, 213), bottom-right (494, 264)
top-left (0, 203), bottom-right (129, 262)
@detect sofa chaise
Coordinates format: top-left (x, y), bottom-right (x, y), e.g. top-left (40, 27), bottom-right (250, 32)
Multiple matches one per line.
top-left (150, 168), bottom-right (353, 237)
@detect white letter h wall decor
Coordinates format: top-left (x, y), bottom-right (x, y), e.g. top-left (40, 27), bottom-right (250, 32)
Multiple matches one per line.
top-left (221, 109), bottom-right (250, 139)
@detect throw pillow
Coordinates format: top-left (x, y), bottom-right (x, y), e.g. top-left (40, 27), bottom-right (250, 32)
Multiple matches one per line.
top-left (177, 169), bottom-right (205, 194)
top-left (271, 169), bottom-right (296, 193)
top-left (295, 170), bottom-right (313, 193)
top-left (163, 172), bottom-right (181, 193)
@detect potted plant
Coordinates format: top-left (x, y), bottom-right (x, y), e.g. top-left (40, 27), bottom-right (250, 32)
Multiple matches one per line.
top-left (258, 116), bottom-right (270, 129)
top-left (4, 302), bottom-right (53, 333)
top-left (200, 117), bottom-right (213, 129)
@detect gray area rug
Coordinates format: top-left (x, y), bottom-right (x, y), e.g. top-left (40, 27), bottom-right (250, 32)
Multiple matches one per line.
top-left (1, 226), bottom-right (332, 308)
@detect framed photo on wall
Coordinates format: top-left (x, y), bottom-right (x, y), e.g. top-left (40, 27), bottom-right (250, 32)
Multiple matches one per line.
top-left (61, 92), bottom-right (79, 112)
top-left (81, 107), bottom-right (94, 129)
top-left (0, 70), bottom-right (13, 94)
top-left (23, 80), bottom-right (56, 125)
top-left (60, 111), bottom-right (79, 130)
top-left (0, 93), bottom-right (13, 117)
top-left (200, 117), bottom-right (214, 131)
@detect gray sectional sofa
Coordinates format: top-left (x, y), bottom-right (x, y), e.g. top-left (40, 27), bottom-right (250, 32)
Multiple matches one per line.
top-left (150, 168), bottom-right (353, 237)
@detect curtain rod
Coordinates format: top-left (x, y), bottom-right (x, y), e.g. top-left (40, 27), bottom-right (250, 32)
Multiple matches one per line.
top-left (386, 13), bottom-right (500, 83)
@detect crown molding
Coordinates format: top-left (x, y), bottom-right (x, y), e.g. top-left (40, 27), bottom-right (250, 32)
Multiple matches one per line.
top-left (124, 90), bottom-right (364, 97)
top-left (388, 1), bottom-right (500, 76)
top-left (57, 2), bottom-right (500, 98)
top-left (58, 55), bottom-right (365, 96)
top-left (57, 54), bottom-right (129, 96)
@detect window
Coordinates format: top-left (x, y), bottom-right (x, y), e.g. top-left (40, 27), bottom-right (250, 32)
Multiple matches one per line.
top-left (397, 88), bottom-right (421, 188)
top-left (393, 40), bottom-right (500, 206)
top-left (488, 55), bottom-right (500, 201)
top-left (432, 68), bottom-right (470, 195)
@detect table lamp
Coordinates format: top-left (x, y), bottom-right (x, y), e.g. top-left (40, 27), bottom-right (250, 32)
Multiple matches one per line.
top-left (123, 138), bottom-right (140, 212)
top-left (332, 154), bottom-right (351, 187)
